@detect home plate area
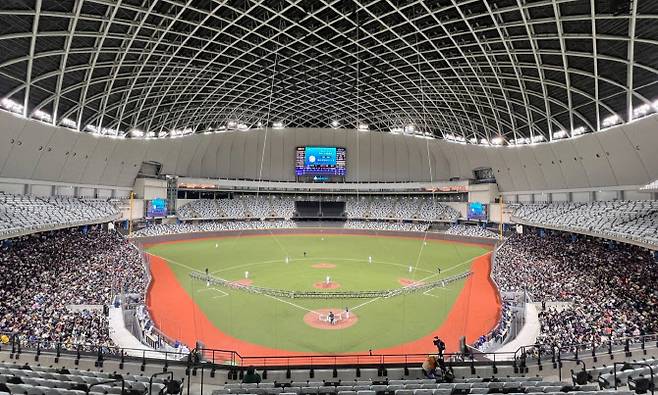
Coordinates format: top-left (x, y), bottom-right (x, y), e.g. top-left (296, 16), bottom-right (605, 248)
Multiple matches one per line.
top-left (303, 308), bottom-right (358, 330)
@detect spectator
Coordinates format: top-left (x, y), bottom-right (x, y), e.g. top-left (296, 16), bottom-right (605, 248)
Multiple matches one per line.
top-left (242, 366), bottom-right (261, 384)
top-left (493, 232), bottom-right (658, 353)
top-left (0, 227), bottom-right (146, 350)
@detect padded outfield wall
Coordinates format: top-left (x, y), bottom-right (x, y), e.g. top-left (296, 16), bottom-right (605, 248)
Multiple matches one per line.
top-left (131, 228), bottom-right (500, 248)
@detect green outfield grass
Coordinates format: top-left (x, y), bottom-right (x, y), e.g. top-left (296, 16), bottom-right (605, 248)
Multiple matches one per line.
top-left (147, 233), bottom-right (490, 353)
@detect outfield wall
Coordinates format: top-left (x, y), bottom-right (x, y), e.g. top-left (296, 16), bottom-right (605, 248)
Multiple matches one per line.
top-left (131, 227), bottom-right (500, 249)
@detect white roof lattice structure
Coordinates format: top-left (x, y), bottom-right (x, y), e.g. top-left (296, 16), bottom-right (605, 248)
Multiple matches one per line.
top-left (0, 0), bottom-right (656, 144)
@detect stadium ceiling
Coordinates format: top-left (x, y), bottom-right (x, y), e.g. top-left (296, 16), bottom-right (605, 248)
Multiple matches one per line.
top-left (0, 0), bottom-right (657, 145)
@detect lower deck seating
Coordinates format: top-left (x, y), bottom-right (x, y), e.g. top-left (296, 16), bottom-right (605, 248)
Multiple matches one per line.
top-left (586, 356), bottom-right (658, 390)
top-left (0, 360), bottom-right (645, 395)
top-left (0, 362), bottom-right (166, 395)
top-left (211, 376), bottom-right (631, 395)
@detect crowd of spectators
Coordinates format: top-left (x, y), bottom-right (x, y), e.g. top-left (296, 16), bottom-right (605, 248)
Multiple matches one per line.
top-left (0, 227), bottom-right (146, 350)
top-left (473, 301), bottom-right (514, 351)
top-left (493, 232), bottom-right (658, 352)
top-left (445, 224), bottom-right (500, 239)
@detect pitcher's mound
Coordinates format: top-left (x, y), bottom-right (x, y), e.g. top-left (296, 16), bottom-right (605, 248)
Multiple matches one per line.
top-left (398, 278), bottom-right (425, 287)
top-left (311, 263), bottom-right (336, 269)
top-left (304, 308), bottom-right (358, 330)
top-left (231, 279), bottom-right (254, 286)
top-left (313, 281), bottom-right (341, 289)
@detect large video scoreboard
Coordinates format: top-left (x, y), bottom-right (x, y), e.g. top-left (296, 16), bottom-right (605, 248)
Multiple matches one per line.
top-left (295, 146), bottom-right (346, 176)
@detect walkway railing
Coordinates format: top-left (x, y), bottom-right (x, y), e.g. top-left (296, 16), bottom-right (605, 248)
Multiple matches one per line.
top-left (2, 332), bottom-right (657, 371)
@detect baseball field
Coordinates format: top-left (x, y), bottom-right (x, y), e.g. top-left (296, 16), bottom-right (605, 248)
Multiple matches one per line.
top-left (143, 230), bottom-right (501, 358)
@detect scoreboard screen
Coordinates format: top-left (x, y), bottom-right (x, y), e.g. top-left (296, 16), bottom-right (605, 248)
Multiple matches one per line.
top-left (147, 198), bottom-right (167, 217)
top-left (467, 202), bottom-right (488, 221)
top-left (295, 146), bottom-right (346, 176)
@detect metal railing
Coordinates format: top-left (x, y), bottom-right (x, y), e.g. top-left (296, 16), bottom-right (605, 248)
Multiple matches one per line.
top-left (2, 331), bottom-right (658, 372)
top-left (0, 213), bottom-right (121, 241)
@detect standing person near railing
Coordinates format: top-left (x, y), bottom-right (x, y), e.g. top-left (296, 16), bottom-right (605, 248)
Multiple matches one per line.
top-left (433, 336), bottom-right (446, 358)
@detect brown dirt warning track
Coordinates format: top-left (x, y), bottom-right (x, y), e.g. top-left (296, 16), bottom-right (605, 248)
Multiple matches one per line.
top-left (146, 250), bottom-right (499, 361)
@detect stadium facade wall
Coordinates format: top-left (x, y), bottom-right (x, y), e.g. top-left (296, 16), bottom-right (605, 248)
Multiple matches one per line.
top-left (468, 184), bottom-right (498, 203)
top-left (551, 192), bottom-right (569, 202)
top-left (503, 185), bottom-right (655, 203)
top-left (0, 176), bottom-right (132, 198)
top-left (0, 180), bottom-right (24, 194)
top-left (133, 178), bottom-right (167, 200)
top-left (1, 110), bottom-right (657, 192)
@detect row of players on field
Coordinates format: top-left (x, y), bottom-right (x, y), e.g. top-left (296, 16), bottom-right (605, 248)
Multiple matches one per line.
top-left (203, 250), bottom-right (442, 281)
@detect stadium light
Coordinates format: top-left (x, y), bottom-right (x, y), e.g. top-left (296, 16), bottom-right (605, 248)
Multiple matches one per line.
top-left (61, 118), bottom-right (78, 129)
top-left (33, 109), bottom-right (52, 123)
top-left (553, 130), bottom-right (568, 139)
top-left (390, 126), bottom-right (403, 134)
top-left (1, 98), bottom-right (24, 114)
top-left (227, 120), bottom-right (237, 128)
top-left (633, 104), bottom-right (651, 118)
top-left (85, 124), bottom-right (120, 136)
top-left (415, 133), bottom-right (433, 140)
top-left (572, 126), bottom-right (586, 136)
top-left (273, 121), bottom-right (284, 129)
top-left (237, 123), bottom-right (249, 131)
top-left (491, 136), bottom-right (504, 145)
top-left (170, 127), bottom-right (193, 137)
top-left (257, 121), bottom-right (263, 128)
top-left (469, 138), bottom-right (478, 144)
top-left (531, 135), bottom-right (545, 144)
top-left (653, 100), bottom-right (658, 110)
top-left (404, 124), bottom-right (416, 134)
top-left (357, 123), bottom-right (369, 131)
top-left (602, 114), bottom-right (620, 127)
top-left (331, 120), bottom-right (340, 128)
top-left (130, 129), bottom-right (143, 137)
